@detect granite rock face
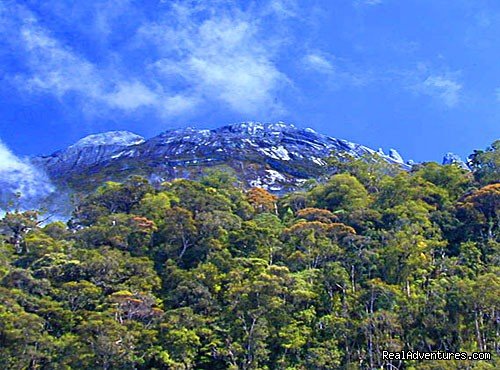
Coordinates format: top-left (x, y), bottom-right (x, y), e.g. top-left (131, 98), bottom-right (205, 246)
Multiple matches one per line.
top-left (33, 131), bottom-right (145, 176)
top-left (388, 149), bottom-right (404, 164)
top-left (442, 152), bottom-right (469, 170)
top-left (33, 122), bottom-right (410, 192)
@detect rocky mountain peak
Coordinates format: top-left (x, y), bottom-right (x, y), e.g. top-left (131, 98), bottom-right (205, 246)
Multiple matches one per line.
top-left (32, 122), bottom-right (412, 193)
top-left (442, 152), bottom-right (469, 169)
top-left (220, 121), bottom-right (295, 135)
top-left (69, 131), bottom-right (145, 149)
top-left (33, 131), bottom-right (145, 177)
top-left (388, 149), bottom-right (404, 163)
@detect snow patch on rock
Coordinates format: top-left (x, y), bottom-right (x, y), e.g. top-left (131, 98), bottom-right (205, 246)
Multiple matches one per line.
top-left (388, 149), bottom-right (404, 163)
top-left (70, 131), bottom-right (144, 149)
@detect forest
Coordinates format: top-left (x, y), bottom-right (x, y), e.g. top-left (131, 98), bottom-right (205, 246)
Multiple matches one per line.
top-left (0, 141), bottom-right (498, 369)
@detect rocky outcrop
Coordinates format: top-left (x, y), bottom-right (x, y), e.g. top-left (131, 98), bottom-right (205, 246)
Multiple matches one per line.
top-left (33, 122), bottom-right (410, 192)
top-left (32, 131), bottom-right (145, 177)
top-left (442, 152), bottom-right (469, 170)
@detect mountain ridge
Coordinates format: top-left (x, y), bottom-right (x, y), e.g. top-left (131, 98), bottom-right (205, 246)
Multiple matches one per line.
top-left (32, 121), bottom-right (411, 193)
top-left (0, 121), bottom-right (476, 218)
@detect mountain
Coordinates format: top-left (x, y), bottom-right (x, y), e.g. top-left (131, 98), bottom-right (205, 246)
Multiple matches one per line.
top-left (442, 152), bottom-right (469, 170)
top-left (32, 131), bottom-right (145, 176)
top-left (32, 122), bottom-right (409, 194)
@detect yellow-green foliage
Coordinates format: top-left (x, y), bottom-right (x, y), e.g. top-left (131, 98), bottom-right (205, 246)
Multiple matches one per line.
top-left (0, 145), bottom-right (499, 369)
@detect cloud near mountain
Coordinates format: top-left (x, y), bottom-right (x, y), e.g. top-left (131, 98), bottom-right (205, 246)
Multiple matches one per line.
top-left (0, 139), bottom-right (54, 209)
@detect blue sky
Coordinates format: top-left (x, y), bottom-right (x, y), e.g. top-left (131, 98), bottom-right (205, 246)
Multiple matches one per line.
top-left (0, 0), bottom-right (499, 164)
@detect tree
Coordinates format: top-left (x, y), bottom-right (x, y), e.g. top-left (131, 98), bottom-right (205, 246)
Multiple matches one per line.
top-left (457, 183), bottom-right (500, 242)
top-left (246, 187), bottom-right (278, 214)
top-left (71, 176), bottom-right (153, 227)
top-left (157, 207), bottom-right (198, 262)
top-left (310, 174), bottom-right (370, 212)
top-left (1, 156), bottom-right (499, 369)
top-left (0, 211), bottom-right (40, 254)
top-left (296, 207), bottom-right (339, 224)
top-left (469, 140), bottom-right (500, 185)
top-left (133, 192), bottom-right (178, 222)
top-left (327, 152), bottom-right (403, 192)
top-left (415, 162), bottom-right (473, 202)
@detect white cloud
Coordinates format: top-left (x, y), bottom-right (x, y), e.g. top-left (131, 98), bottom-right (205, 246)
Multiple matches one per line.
top-left (17, 18), bottom-right (166, 114)
top-left (5, 1), bottom-right (293, 118)
top-left (302, 51), bottom-right (372, 87)
top-left (104, 81), bottom-right (159, 111)
top-left (140, 2), bottom-right (290, 116)
top-left (495, 87), bottom-right (500, 101)
top-left (303, 53), bottom-right (335, 75)
top-left (354, 0), bottom-right (383, 6)
top-left (0, 140), bottom-right (54, 205)
top-left (395, 63), bottom-right (463, 108)
top-left (268, 0), bottom-right (299, 18)
top-left (21, 25), bottom-right (101, 98)
top-left (419, 75), bottom-right (462, 107)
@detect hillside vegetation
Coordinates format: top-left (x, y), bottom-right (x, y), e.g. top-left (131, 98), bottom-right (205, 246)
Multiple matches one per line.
top-left (0, 141), bottom-right (499, 369)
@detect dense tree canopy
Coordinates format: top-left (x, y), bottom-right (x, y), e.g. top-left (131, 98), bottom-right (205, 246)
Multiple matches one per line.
top-left (0, 143), bottom-right (499, 369)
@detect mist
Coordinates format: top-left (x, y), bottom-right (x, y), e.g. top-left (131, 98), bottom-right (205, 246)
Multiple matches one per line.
top-left (0, 139), bottom-right (55, 211)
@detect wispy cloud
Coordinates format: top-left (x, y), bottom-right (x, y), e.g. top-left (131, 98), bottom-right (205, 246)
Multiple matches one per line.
top-left (302, 51), bottom-right (373, 87)
top-left (389, 63), bottom-right (464, 108)
top-left (303, 53), bottom-right (335, 75)
top-left (0, 140), bottom-right (54, 206)
top-left (5, 0), bottom-right (463, 119)
top-left (140, 1), bottom-right (291, 116)
top-left (3, 1), bottom-right (296, 119)
top-left (495, 87), bottom-right (500, 102)
top-left (416, 75), bottom-right (463, 108)
top-left (268, 0), bottom-right (300, 18)
top-left (6, 8), bottom-right (164, 115)
top-left (354, 0), bottom-right (383, 6)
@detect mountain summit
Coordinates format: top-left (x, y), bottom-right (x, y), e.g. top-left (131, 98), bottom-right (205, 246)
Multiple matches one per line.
top-left (33, 131), bottom-right (145, 175)
top-left (32, 122), bottom-right (409, 193)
